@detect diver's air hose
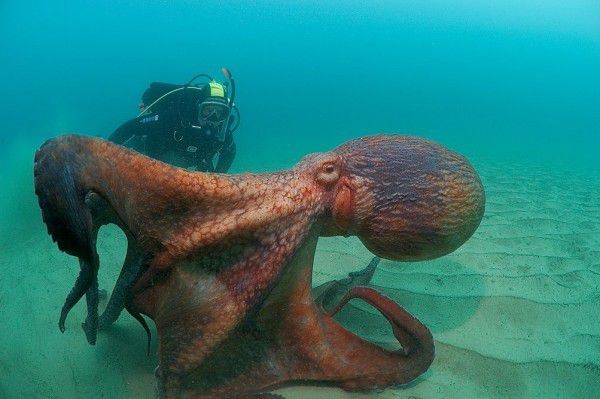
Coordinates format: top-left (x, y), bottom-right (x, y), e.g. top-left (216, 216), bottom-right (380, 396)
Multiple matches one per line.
top-left (185, 73), bottom-right (213, 86)
top-left (229, 105), bottom-right (240, 133)
top-left (137, 86), bottom-right (205, 118)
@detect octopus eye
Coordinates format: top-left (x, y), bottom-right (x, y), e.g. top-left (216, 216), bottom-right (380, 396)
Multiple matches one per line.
top-left (316, 161), bottom-right (340, 185)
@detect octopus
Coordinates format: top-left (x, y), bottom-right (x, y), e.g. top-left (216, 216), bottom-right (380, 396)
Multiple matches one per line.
top-left (33, 133), bottom-right (485, 399)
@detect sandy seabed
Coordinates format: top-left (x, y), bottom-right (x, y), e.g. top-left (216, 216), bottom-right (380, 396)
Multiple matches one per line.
top-left (1, 151), bottom-right (599, 398)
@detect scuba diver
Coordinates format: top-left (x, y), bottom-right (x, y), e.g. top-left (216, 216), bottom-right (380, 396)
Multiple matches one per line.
top-left (109, 68), bottom-right (240, 172)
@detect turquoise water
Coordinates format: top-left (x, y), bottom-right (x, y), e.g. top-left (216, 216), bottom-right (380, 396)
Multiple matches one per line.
top-left (1, 1), bottom-right (599, 398)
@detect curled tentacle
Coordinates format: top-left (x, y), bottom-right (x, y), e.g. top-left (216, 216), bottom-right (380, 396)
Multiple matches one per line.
top-left (328, 286), bottom-right (434, 367)
top-left (126, 306), bottom-right (151, 356)
top-left (314, 256), bottom-right (380, 312)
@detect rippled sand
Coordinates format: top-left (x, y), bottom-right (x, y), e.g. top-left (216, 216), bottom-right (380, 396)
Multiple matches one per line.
top-left (1, 155), bottom-right (599, 398)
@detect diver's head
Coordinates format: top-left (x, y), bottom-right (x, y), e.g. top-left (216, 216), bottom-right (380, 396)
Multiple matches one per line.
top-left (197, 81), bottom-right (231, 141)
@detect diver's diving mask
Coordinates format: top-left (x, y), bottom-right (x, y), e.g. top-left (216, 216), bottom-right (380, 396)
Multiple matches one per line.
top-left (197, 98), bottom-right (231, 141)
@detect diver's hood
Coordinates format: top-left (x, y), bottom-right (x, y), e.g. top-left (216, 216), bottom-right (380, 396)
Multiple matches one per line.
top-left (197, 96), bottom-right (231, 141)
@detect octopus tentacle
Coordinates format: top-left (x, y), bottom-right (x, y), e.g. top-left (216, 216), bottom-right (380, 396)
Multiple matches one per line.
top-left (32, 135), bottom-right (213, 338)
top-left (34, 140), bottom-right (97, 333)
top-left (328, 286), bottom-right (435, 368)
top-left (152, 221), bottom-right (320, 399)
top-left (315, 295), bottom-right (434, 390)
top-left (271, 261), bottom-right (434, 392)
top-left (126, 306), bottom-right (152, 356)
top-left (98, 244), bottom-right (145, 330)
top-left (169, 241), bottom-right (431, 399)
top-left (81, 270), bottom-right (99, 344)
top-left (59, 255), bottom-right (98, 333)
top-left (83, 191), bottom-right (149, 338)
top-left (314, 255), bottom-right (380, 312)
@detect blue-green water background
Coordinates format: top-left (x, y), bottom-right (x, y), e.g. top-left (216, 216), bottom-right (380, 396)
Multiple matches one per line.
top-left (1, 0), bottom-right (599, 171)
top-left (1, 1), bottom-right (599, 398)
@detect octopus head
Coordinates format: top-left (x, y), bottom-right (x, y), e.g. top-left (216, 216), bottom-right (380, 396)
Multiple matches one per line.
top-left (321, 134), bottom-right (485, 261)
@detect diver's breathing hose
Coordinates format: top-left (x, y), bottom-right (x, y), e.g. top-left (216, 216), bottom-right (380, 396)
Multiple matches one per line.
top-left (185, 73), bottom-right (213, 86)
top-left (137, 86), bottom-right (205, 118)
top-left (229, 105), bottom-right (240, 133)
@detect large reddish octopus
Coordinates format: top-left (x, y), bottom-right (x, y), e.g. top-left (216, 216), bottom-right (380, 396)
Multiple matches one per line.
top-left (34, 134), bottom-right (485, 398)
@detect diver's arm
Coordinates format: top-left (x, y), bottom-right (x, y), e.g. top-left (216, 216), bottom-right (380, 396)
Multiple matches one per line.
top-left (194, 158), bottom-right (214, 173)
top-left (108, 118), bottom-right (139, 145)
top-left (214, 132), bottom-right (236, 173)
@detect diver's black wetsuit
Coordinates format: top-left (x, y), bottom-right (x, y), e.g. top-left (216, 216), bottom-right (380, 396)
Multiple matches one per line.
top-left (108, 82), bottom-right (236, 173)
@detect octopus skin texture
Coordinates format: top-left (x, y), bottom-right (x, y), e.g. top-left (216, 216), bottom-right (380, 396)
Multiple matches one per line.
top-left (33, 134), bottom-right (485, 398)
